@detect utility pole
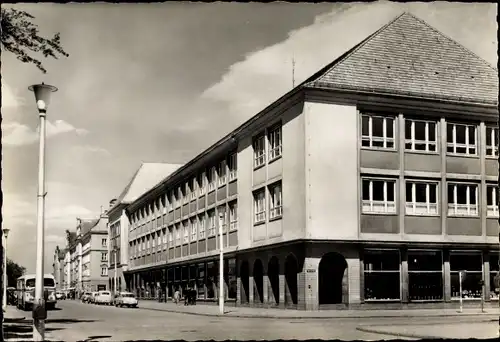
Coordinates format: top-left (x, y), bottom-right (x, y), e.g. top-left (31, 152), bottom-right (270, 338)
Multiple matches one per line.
top-left (292, 57), bottom-right (296, 88)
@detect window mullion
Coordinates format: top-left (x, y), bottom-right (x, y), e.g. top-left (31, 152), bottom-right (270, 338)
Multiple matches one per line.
top-left (424, 122), bottom-right (429, 152)
top-left (466, 185), bottom-right (470, 215)
top-left (474, 186), bottom-right (478, 215)
top-left (369, 180), bottom-right (373, 211)
top-left (368, 117), bottom-right (373, 147)
top-left (382, 118), bottom-right (387, 148)
top-left (426, 184), bottom-right (430, 213)
top-left (411, 121), bottom-right (415, 150)
top-left (412, 183), bottom-right (416, 213)
top-left (383, 181), bottom-right (388, 212)
top-left (453, 184), bottom-right (458, 215)
top-left (452, 125), bottom-right (457, 154)
top-left (465, 126), bottom-right (469, 154)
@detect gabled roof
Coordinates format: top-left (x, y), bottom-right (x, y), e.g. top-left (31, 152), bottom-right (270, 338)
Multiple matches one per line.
top-left (115, 163), bottom-right (183, 205)
top-left (306, 12), bottom-right (498, 106)
top-left (79, 218), bottom-right (100, 236)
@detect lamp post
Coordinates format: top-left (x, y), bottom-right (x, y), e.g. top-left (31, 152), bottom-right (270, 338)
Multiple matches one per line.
top-left (29, 82), bottom-right (57, 342)
top-left (3, 228), bottom-right (10, 310)
top-left (113, 246), bottom-right (118, 295)
top-left (218, 212), bottom-right (224, 315)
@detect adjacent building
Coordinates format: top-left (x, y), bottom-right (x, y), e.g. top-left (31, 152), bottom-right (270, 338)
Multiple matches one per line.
top-left (119, 12), bottom-right (498, 310)
top-left (63, 214), bottom-right (110, 294)
top-left (52, 246), bottom-right (66, 290)
top-left (107, 163), bottom-right (183, 293)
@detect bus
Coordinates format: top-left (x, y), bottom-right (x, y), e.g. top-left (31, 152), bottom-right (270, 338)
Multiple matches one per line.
top-left (16, 274), bottom-right (57, 311)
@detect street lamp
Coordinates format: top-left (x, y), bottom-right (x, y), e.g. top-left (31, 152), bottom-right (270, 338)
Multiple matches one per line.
top-left (28, 82), bottom-right (57, 342)
top-left (3, 228), bottom-right (10, 310)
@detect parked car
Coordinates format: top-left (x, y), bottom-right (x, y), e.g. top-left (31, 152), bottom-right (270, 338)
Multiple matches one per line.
top-left (95, 291), bottom-right (112, 305)
top-left (55, 291), bottom-right (65, 300)
top-left (90, 291), bottom-right (99, 304)
top-left (114, 292), bottom-right (138, 308)
top-left (81, 292), bottom-right (92, 303)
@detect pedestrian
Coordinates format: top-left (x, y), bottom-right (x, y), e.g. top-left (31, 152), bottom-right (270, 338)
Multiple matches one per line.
top-left (173, 288), bottom-right (180, 305)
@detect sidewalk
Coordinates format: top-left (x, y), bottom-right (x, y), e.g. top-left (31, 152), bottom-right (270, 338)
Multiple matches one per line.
top-left (3, 306), bottom-right (25, 321)
top-left (136, 300), bottom-right (500, 319)
top-left (357, 321), bottom-right (499, 339)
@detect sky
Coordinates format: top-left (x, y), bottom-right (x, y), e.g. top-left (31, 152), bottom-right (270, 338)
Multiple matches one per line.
top-left (1, 1), bottom-right (497, 273)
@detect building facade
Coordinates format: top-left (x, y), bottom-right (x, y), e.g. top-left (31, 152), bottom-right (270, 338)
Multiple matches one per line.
top-left (107, 163), bottom-right (183, 293)
top-left (122, 12), bottom-right (499, 310)
top-left (52, 246), bottom-right (66, 290)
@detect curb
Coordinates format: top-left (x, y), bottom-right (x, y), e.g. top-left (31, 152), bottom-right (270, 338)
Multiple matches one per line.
top-left (356, 326), bottom-right (445, 340)
top-left (139, 306), bottom-right (500, 320)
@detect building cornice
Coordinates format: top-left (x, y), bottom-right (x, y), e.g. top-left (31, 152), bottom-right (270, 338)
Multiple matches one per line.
top-left (304, 87), bottom-right (498, 122)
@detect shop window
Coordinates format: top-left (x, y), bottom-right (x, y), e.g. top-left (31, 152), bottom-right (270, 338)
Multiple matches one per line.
top-left (206, 262), bottom-right (217, 299)
top-left (227, 258), bottom-right (237, 300)
top-left (450, 252), bottom-right (483, 299)
top-left (197, 263), bottom-right (205, 299)
top-left (363, 250), bottom-right (400, 301)
top-left (408, 250), bottom-right (443, 301)
top-left (490, 253), bottom-right (499, 300)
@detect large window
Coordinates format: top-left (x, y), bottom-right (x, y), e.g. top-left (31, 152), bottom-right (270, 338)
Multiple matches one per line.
top-left (190, 218), bottom-right (197, 241)
top-left (405, 119), bottom-right (437, 152)
top-left (218, 160), bottom-right (227, 186)
top-left (183, 221), bottom-right (189, 244)
top-left (197, 263), bottom-right (205, 299)
top-left (447, 183), bottom-right (479, 216)
top-left (486, 185), bottom-right (499, 217)
top-left (405, 181), bottom-right (438, 215)
top-left (408, 250), bottom-right (443, 301)
top-left (218, 206), bottom-right (227, 233)
top-left (269, 181), bottom-right (282, 219)
top-left (229, 201), bottom-right (238, 231)
top-left (253, 188), bottom-right (266, 224)
top-left (227, 258), bottom-right (237, 299)
top-left (486, 126), bottom-right (498, 157)
top-left (183, 183), bottom-right (190, 204)
top-left (168, 228), bottom-right (173, 247)
top-left (198, 215), bottom-right (206, 239)
top-left (253, 134), bottom-right (266, 168)
top-left (268, 125), bottom-right (282, 160)
top-left (489, 252), bottom-right (499, 300)
top-left (175, 225), bottom-right (181, 246)
top-left (450, 251), bottom-right (483, 299)
top-left (101, 267), bottom-right (108, 276)
top-left (198, 173), bottom-right (206, 196)
top-left (190, 177), bottom-right (197, 200)
top-left (228, 153), bottom-right (237, 181)
top-left (208, 210), bottom-right (216, 237)
top-left (208, 167), bottom-right (217, 192)
top-left (101, 252), bottom-right (108, 262)
top-left (447, 123), bottom-right (477, 155)
top-left (361, 114), bottom-right (395, 149)
top-left (362, 178), bottom-right (396, 214)
top-left (364, 250), bottom-right (400, 301)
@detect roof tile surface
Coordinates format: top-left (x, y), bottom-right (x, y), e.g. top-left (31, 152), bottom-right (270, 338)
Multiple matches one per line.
top-left (306, 12), bottom-right (498, 105)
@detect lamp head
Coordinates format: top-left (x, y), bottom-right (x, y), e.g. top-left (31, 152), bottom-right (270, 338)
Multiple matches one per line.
top-left (28, 82), bottom-right (58, 112)
top-left (3, 227), bottom-right (10, 239)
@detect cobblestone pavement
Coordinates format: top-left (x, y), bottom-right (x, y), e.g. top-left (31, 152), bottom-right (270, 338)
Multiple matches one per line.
top-left (3, 300), bottom-right (498, 341)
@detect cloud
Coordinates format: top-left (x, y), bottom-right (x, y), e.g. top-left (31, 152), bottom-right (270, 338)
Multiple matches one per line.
top-left (1, 83), bottom-right (27, 109)
top-left (2, 119), bottom-right (89, 146)
top-left (201, 2), bottom-right (497, 120)
top-left (72, 144), bottom-right (110, 155)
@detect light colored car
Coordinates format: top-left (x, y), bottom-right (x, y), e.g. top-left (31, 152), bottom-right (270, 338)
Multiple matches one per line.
top-left (90, 291), bottom-right (99, 304)
top-left (96, 291), bottom-right (112, 305)
top-left (55, 291), bottom-right (65, 300)
top-left (114, 292), bottom-right (138, 308)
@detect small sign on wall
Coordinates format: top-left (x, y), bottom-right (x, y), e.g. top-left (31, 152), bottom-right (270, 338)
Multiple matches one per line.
top-left (306, 269), bottom-right (316, 273)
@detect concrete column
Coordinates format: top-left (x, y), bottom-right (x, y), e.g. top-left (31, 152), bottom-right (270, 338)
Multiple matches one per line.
top-left (484, 252), bottom-right (491, 302)
top-left (303, 257), bottom-right (320, 311)
top-left (444, 250), bottom-right (451, 302)
top-left (401, 248), bottom-right (409, 303)
top-left (398, 114), bottom-right (405, 237)
top-left (440, 118), bottom-right (447, 236)
top-left (296, 272), bottom-right (305, 309)
top-left (263, 275), bottom-right (269, 305)
top-left (479, 122), bottom-right (487, 237)
top-left (236, 276), bottom-right (241, 305)
top-left (347, 256), bottom-right (361, 305)
top-left (279, 274), bottom-right (286, 308)
top-left (249, 276), bottom-right (254, 304)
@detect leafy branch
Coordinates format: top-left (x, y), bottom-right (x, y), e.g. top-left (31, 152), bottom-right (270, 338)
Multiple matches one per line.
top-left (1, 7), bottom-right (69, 73)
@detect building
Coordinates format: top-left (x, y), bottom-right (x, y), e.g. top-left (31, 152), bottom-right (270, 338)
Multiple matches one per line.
top-left (65, 214), bottom-right (109, 294)
top-left (122, 12), bottom-right (498, 310)
top-left (107, 163), bottom-right (183, 293)
top-left (52, 246), bottom-right (66, 290)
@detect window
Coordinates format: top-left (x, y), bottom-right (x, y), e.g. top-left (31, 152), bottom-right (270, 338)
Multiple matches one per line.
top-left (162, 230), bottom-right (167, 245)
top-left (450, 251), bottom-right (482, 299)
top-left (191, 218), bottom-right (197, 241)
top-left (253, 188), bottom-right (266, 223)
top-left (101, 252), bottom-right (108, 262)
top-left (268, 125), bottom-right (282, 160)
top-left (408, 250), bottom-right (443, 301)
top-left (363, 250), bottom-right (400, 300)
top-left (208, 210), bottom-right (216, 236)
top-left (101, 267), bottom-right (108, 276)
top-left (101, 238), bottom-right (107, 247)
top-left (167, 192), bottom-right (174, 211)
top-left (198, 215), bottom-right (206, 239)
top-left (146, 238), bottom-right (150, 251)
top-left (184, 183), bottom-right (190, 204)
top-left (405, 120), bottom-right (437, 152)
top-left (152, 236), bottom-right (156, 249)
top-left (218, 160), bottom-right (227, 186)
top-left (447, 183), bottom-right (479, 216)
top-left (405, 181), bottom-right (438, 215)
top-left (361, 114), bottom-right (395, 149)
top-left (487, 185), bottom-right (499, 217)
top-left (447, 123), bottom-right (477, 155)
top-left (489, 252), bottom-right (499, 300)
top-left (198, 173), bottom-right (206, 196)
top-left (190, 178), bottom-right (197, 200)
top-left (228, 153), bottom-right (237, 181)
top-left (207, 167), bottom-right (217, 192)
top-left (253, 134), bottom-right (266, 168)
top-left (175, 225), bottom-right (181, 246)
top-left (176, 187), bottom-right (182, 208)
top-left (218, 206), bottom-right (227, 233)
top-left (168, 228), bottom-right (173, 245)
top-left (486, 126), bottom-right (498, 157)
top-left (157, 233), bottom-right (161, 247)
top-left (183, 222), bottom-right (189, 244)
top-left (269, 182), bottom-right (283, 219)
top-left (362, 178), bottom-right (396, 214)
top-left (229, 201), bottom-right (238, 231)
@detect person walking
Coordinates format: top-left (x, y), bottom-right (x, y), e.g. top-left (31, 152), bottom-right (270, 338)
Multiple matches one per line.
top-left (173, 288), bottom-right (180, 305)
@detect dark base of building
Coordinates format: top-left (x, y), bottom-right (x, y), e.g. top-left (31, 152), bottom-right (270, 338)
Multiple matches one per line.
top-left (124, 241), bottom-right (500, 311)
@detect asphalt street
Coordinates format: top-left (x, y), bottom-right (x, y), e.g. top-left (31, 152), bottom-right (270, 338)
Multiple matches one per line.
top-left (4, 300), bottom-right (499, 341)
